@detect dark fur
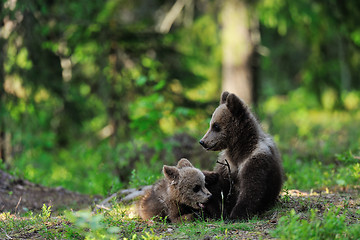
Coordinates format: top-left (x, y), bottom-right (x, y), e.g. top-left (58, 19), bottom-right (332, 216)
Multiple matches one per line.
top-left (201, 170), bottom-right (229, 219)
top-left (200, 92), bottom-right (284, 220)
top-left (138, 158), bottom-right (216, 223)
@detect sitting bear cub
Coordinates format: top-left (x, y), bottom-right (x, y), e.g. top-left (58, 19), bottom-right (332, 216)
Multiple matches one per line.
top-left (138, 158), bottom-right (217, 223)
top-left (200, 91), bottom-right (284, 220)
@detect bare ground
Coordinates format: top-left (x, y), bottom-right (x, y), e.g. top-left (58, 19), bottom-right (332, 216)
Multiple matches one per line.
top-left (0, 170), bottom-right (101, 213)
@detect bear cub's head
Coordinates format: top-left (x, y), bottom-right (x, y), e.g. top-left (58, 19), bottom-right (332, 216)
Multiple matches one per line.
top-left (199, 91), bottom-right (247, 151)
top-left (163, 158), bottom-right (212, 209)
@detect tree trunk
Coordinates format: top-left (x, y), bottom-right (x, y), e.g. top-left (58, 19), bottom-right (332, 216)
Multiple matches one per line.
top-left (0, 38), bottom-right (6, 164)
top-left (221, 0), bottom-right (257, 105)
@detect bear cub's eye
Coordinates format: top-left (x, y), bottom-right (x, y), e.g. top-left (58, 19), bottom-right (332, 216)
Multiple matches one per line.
top-left (193, 185), bottom-right (201, 193)
top-left (212, 123), bottom-right (221, 132)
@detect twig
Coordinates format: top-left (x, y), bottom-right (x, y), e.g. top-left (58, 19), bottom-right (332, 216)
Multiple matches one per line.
top-left (95, 204), bottom-right (111, 211)
top-left (216, 159), bottom-right (233, 203)
top-left (159, 0), bottom-right (191, 33)
top-left (14, 196), bottom-right (22, 215)
top-left (1, 227), bottom-right (12, 239)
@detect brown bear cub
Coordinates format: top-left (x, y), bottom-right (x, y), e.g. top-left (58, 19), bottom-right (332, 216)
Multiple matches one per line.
top-left (199, 91), bottom-right (284, 220)
top-left (138, 158), bottom-right (217, 223)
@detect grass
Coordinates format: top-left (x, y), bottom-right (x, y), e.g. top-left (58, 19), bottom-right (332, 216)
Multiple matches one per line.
top-left (282, 151), bottom-right (360, 191)
top-left (1, 189), bottom-right (359, 239)
top-left (0, 204), bottom-right (258, 239)
top-left (272, 206), bottom-right (360, 240)
top-left (274, 187), bottom-right (360, 239)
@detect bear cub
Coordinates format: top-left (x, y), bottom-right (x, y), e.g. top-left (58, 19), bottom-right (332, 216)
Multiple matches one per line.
top-left (138, 158), bottom-right (217, 223)
top-left (199, 91), bottom-right (284, 220)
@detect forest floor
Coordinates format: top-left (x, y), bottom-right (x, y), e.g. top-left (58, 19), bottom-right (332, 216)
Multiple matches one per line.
top-left (0, 170), bottom-right (359, 239)
top-left (0, 170), bottom-right (101, 214)
top-left (129, 187), bottom-right (360, 239)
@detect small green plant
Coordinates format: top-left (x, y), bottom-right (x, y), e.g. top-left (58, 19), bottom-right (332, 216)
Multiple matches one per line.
top-left (140, 229), bottom-right (162, 240)
top-left (65, 210), bottom-right (119, 239)
top-left (158, 215), bottom-right (168, 224)
top-left (282, 187), bottom-right (291, 203)
top-left (123, 234), bottom-right (137, 240)
top-left (41, 204), bottom-right (52, 220)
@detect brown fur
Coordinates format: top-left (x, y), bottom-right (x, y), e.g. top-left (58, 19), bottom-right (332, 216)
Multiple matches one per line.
top-left (138, 158), bottom-right (215, 223)
top-left (200, 91), bottom-right (284, 220)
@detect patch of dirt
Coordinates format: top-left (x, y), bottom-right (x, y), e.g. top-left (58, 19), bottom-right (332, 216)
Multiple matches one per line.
top-left (280, 188), bottom-right (360, 214)
top-left (0, 170), bottom-right (102, 213)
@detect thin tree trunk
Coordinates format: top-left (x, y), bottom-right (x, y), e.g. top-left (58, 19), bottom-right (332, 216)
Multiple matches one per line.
top-left (0, 38), bottom-right (6, 164)
top-left (221, 0), bottom-right (255, 105)
top-left (108, 43), bottom-right (120, 147)
top-left (0, 128), bottom-right (5, 164)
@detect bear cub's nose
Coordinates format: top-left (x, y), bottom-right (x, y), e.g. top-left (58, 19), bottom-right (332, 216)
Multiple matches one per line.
top-left (199, 140), bottom-right (205, 147)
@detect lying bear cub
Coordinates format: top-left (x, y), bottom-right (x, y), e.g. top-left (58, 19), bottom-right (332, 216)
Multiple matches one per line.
top-left (138, 158), bottom-right (218, 223)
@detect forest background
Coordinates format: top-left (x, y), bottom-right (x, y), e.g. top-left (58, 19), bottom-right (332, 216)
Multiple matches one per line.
top-left (1, 0), bottom-right (360, 198)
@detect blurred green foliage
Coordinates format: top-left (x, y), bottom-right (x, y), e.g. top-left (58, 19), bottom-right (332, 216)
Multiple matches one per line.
top-left (0, 0), bottom-right (359, 195)
top-left (261, 88), bottom-right (360, 190)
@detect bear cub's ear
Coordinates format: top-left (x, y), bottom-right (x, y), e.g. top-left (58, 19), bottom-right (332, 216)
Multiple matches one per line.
top-left (226, 93), bottom-right (245, 117)
top-left (177, 158), bottom-right (193, 169)
top-left (202, 170), bottom-right (219, 185)
top-left (163, 166), bottom-right (180, 184)
top-left (220, 91), bottom-right (230, 104)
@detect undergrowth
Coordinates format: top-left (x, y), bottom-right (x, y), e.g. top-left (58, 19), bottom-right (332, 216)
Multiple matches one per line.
top-left (272, 207), bottom-right (360, 239)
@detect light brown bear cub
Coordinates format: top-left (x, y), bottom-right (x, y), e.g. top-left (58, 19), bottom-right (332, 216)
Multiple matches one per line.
top-left (199, 91), bottom-right (284, 220)
top-left (138, 158), bottom-right (216, 223)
